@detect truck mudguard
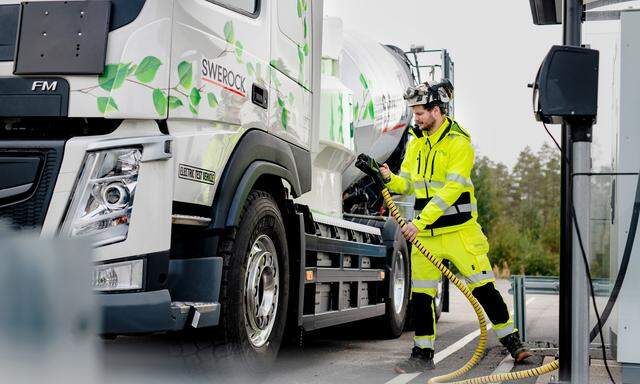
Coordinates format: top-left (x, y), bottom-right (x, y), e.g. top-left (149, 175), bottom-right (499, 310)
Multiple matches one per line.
top-left (210, 129), bottom-right (311, 229)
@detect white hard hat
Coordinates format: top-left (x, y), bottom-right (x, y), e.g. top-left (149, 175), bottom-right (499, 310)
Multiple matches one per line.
top-left (404, 80), bottom-right (454, 108)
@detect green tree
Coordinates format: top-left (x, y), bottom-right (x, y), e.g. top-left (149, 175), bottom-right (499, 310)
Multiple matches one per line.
top-left (472, 144), bottom-right (561, 276)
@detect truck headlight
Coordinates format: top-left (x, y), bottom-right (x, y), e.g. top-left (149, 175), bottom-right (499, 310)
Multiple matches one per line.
top-left (93, 259), bottom-right (144, 291)
top-left (61, 148), bottom-right (142, 247)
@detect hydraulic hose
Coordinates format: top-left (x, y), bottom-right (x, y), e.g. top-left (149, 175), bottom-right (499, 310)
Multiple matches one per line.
top-left (381, 188), bottom-right (560, 383)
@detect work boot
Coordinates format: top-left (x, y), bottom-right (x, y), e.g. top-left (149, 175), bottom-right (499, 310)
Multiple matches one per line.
top-left (500, 331), bottom-right (533, 363)
top-left (394, 346), bottom-right (435, 373)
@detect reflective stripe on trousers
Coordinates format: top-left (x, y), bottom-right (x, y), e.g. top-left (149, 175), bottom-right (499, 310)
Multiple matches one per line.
top-left (414, 335), bottom-right (435, 349)
top-left (412, 279), bottom-right (439, 289)
top-left (493, 321), bottom-right (516, 338)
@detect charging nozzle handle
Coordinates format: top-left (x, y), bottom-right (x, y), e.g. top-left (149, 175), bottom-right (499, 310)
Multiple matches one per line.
top-left (355, 153), bottom-right (385, 188)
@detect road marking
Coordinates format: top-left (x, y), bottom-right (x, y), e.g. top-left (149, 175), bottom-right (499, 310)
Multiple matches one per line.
top-left (383, 297), bottom-right (536, 384)
top-left (385, 297), bottom-right (536, 384)
top-left (384, 326), bottom-right (496, 384)
top-left (431, 296), bottom-right (537, 366)
top-left (489, 355), bottom-right (515, 384)
top-left (435, 325), bottom-right (492, 363)
top-left (384, 373), bottom-right (421, 384)
top-left (485, 297), bottom-right (536, 384)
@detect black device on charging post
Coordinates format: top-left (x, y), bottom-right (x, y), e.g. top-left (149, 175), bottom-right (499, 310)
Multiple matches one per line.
top-left (534, 45), bottom-right (599, 124)
top-left (529, 0), bottom-right (562, 25)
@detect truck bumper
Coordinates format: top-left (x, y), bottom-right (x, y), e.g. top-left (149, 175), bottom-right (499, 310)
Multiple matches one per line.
top-left (98, 289), bottom-right (175, 334)
top-left (97, 256), bottom-right (223, 335)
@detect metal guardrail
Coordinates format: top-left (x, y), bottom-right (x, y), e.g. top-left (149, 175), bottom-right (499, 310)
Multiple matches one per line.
top-left (509, 275), bottom-right (613, 342)
top-left (512, 276), bottom-right (527, 342)
top-left (508, 275), bottom-right (612, 296)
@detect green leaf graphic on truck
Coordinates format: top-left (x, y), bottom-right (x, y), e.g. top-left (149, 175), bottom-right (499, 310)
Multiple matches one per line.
top-left (271, 65), bottom-right (291, 131)
top-left (297, 0), bottom-right (310, 86)
top-left (354, 73), bottom-right (375, 123)
top-left (179, 21), bottom-right (259, 116)
top-left (72, 55), bottom-right (166, 116)
top-left (73, 22), bottom-right (258, 117)
top-left (270, 0), bottom-right (310, 87)
top-left (223, 21), bottom-right (245, 64)
top-left (267, 0), bottom-right (310, 132)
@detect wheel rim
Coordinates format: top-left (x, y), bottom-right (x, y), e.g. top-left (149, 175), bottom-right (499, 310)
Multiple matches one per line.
top-left (392, 250), bottom-right (406, 314)
top-left (244, 234), bottom-right (279, 348)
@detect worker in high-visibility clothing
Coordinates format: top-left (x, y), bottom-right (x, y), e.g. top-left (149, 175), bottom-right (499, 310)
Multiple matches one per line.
top-left (382, 81), bottom-right (532, 373)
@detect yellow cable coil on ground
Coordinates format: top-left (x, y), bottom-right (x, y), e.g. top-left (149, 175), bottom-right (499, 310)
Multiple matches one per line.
top-left (381, 188), bottom-right (560, 384)
top-left (447, 359), bottom-right (560, 384)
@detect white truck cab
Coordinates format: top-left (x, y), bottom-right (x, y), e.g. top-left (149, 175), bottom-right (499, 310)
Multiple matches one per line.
top-left (0, 0), bottom-right (441, 365)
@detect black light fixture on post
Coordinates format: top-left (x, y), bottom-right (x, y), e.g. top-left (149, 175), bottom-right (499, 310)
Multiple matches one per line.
top-left (529, 0), bottom-right (563, 25)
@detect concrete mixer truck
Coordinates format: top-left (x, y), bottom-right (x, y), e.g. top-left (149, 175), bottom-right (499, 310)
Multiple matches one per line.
top-left (0, 0), bottom-right (451, 365)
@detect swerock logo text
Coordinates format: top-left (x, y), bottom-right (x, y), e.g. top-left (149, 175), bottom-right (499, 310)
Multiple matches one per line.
top-left (202, 58), bottom-right (246, 97)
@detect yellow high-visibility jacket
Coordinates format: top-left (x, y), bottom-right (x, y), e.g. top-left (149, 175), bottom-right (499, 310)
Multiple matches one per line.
top-left (386, 117), bottom-right (478, 236)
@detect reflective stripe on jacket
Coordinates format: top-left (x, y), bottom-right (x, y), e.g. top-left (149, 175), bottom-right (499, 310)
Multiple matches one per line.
top-left (385, 117), bottom-right (478, 236)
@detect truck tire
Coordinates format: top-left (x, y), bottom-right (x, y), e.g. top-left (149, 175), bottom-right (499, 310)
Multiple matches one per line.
top-left (218, 190), bottom-right (289, 370)
top-left (381, 230), bottom-right (410, 338)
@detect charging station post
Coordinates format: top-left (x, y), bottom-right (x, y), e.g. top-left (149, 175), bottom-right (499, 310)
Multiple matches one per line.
top-left (563, 2), bottom-right (591, 382)
top-left (532, 4), bottom-right (600, 381)
top-left (561, 1), bottom-right (581, 381)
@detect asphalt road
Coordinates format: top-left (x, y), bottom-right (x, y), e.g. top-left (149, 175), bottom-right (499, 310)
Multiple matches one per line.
top-left (99, 280), bottom-right (612, 384)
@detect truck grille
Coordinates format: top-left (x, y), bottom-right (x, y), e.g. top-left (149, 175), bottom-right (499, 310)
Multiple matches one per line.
top-left (0, 142), bottom-right (64, 231)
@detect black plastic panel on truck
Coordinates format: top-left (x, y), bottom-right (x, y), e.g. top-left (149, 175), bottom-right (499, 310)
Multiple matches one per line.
top-left (0, 141), bottom-right (64, 231)
top-left (0, 77), bottom-right (69, 117)
top-left (14, 1), bottom-right (111, 75)
top-left (0, 1), bottom-right (147, 63)
top-left (0, 5), bottom-right (19, 62)
top-left (0, 156), bottom-right (41, 195)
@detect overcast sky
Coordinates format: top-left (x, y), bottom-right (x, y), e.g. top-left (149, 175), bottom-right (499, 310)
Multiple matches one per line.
top-left (324, 0), bottom-right (622, 168)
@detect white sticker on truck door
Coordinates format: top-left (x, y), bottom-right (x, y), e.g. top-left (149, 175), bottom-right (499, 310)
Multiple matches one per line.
top-left (178, 164), bottom-right (216, 185)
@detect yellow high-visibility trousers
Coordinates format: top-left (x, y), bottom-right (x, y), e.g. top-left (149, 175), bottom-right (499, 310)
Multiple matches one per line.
top-left (411, 223), bottom-right (516, 349)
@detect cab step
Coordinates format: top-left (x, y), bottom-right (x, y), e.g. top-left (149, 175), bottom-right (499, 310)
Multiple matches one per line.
top-left (170, 301), bottom-right (220, 329)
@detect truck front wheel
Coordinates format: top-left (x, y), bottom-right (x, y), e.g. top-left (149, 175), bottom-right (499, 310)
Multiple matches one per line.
top-left (381, 229), bottom-right (411, 338)
top-left (218, 190), bottom-right (289, 369)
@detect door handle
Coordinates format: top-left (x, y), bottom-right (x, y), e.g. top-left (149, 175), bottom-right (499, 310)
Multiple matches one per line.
top-left (252, 83), bottom-right (268, 109)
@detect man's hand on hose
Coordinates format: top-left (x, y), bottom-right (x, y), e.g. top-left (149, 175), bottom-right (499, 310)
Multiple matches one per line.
top-left (401, 222), bottom-right (419, 242)
top-left (379, 163), bottom-right (392, 183)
